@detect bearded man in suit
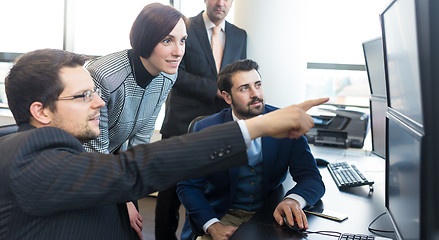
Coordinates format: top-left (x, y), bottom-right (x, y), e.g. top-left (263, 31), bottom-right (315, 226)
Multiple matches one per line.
top-left (177, 59), bottom-right (325, 240)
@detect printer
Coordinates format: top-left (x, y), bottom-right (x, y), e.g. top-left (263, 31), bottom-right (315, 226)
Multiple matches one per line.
top-left (306, 107), bottom-right (369, 148)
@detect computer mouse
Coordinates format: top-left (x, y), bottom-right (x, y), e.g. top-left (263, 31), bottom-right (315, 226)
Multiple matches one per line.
top-left (282, 215), bottom-right (305, 232)
top-left (315, 157), bottom-right (330, 167)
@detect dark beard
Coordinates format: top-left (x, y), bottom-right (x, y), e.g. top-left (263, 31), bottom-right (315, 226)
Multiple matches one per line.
top-left (232, 97), bottom-right (264, 119)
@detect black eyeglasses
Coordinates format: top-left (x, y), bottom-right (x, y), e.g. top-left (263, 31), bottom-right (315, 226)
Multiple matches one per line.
top-left (57, 88), bottom-right (101, 102)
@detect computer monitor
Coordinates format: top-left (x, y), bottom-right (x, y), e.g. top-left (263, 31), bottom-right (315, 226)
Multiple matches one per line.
top-left (363, 37), bottom-right (386, 98)
top-left (381, 0), bottom-right (439, 239)
top-left (381, 0), bottom-right (423, 126)
top-left (363, 37), bottom-right (387, 158)
top-left (369, 97), bottom-right (386, 159)
top-left (386, 112), bottom-right (422, 240)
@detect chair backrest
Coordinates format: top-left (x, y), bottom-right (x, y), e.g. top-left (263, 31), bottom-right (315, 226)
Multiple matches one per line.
top-left (187, 115), bottom-right (208, 133)
top-left (0, 124), bottom-right (18, 137)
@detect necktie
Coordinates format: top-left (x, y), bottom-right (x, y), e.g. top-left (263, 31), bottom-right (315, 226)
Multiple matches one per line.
top-left (211, 25), bottom-right (223, 73)
top-left (247, 138), bottom-right (262, 167)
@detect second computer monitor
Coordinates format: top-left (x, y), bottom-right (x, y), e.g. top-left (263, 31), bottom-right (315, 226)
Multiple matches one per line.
top-left (369, 97), bottom-right (386, 159)
top-left (381, 0), bottom-right (423, 126)
top-left (363, 37), bottom-right (386, 98)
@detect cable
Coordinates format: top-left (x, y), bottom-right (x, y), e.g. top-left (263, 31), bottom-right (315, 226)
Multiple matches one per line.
top-left (254, 222), bottom-right (342, 238)
top-left (368, 212), bottom-right (395, 236)
top-left (307, 230), bottom-right (342, 237)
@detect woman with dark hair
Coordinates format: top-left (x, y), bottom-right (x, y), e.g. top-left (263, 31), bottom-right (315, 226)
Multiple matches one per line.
top-left (82, 3), bottom-right (187, 239)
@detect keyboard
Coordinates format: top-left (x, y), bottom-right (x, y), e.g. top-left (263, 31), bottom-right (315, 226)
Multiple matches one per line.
top-left (338, 233), bottom-right (393, 240)
top-left (327, 162), bottom-right (374, 190)
top-left (339, 233), bottom-right (375, 240)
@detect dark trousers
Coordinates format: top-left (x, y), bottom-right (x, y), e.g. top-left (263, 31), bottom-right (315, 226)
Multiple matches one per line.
top-left (155, 185), bottom-right (181, 240)
top-left (154, 134), bottom-right (182, 240)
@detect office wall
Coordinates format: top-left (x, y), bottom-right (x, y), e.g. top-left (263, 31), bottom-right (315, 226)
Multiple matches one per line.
top-left (234, 1), bottom-right (308, 107)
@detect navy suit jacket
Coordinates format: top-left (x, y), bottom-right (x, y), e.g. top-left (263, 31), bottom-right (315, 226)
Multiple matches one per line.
top-left (161, 11), bottom-right (247, 137)
top-left (0, 122), bottom-right (248, 240)
top-left (177, 105), bottom-right (325, 240)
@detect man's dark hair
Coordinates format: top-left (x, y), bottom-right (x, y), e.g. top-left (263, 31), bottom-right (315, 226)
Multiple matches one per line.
top-left (130, 3), bottom-right (188, 59)
top-left (5, 49), bottom-right (88, 125)
top-left (218, 59), bottom-right (260, 94)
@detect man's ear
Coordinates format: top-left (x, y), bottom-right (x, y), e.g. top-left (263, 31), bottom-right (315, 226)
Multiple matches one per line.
top-left (222, 91), bottom-right (232, 105)
top-left (29, 102), bottom-right (51, 125)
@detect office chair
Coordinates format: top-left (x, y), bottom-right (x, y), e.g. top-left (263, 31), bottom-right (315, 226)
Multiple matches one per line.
top-left (187, 115), bottom-right (208, 134)
top-left (0, 124), bottom-right (18, 137)
top-left (186, 115), bottom-right (209, 239)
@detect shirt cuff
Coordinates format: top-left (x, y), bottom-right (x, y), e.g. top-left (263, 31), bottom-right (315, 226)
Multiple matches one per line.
top-left (284, 194), bottom-right (308, 209)
top-left (237, 119), bottom-right (252, 149)
top-left (203, 218), bottom-right (220, 234)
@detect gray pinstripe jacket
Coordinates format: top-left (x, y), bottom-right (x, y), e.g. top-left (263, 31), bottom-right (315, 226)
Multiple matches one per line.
top-left (83, 49), bottom-right (176, 153)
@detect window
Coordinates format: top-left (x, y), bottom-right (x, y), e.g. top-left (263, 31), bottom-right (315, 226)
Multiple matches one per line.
top-left (0, 0), bottom-right (64, 53)
top-left (305, 0), bottom-right (390, 107)
top-left (72, 0), bottom-right (169, 56)
top-left (0, 62), bottom-right (12, 104)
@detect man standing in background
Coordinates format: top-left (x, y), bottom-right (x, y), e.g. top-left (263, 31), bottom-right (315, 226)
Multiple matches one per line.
top-left (157, 0), bottom-right (247, 239)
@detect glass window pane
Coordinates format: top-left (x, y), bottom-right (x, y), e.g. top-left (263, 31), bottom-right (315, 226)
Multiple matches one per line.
top-left (304, 0), bottom-right (389, 107)
top-left (0, 62), bottom-right (12, 105)
top-left (0, 0), bottom-right (64, 52)
top-left (73, 0), bottom-right (169, 56)
top-left (306, 69), bottom-right (370, 107)
top-left (305, 0), bottom-right (389, 64)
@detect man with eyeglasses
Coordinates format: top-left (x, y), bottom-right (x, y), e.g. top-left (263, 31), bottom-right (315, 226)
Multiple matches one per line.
top-left (57, 88), bottom-right (101, 102)
top-left (0, 49), bottom-right (327, 239)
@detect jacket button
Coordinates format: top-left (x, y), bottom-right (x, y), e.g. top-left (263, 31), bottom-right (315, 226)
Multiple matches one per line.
top-left (209, 151), bottom-right (217, 160)
top-left (218, 148), bottom-right (225, 157)
top-left (225, 145), bottom-right (232, 154)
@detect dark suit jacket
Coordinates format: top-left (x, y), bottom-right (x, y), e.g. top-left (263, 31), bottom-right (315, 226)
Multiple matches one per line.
top-left (161, 11), bottom-right (247, 137)
top-left (177, 106), bottom-right (325, 240)
top-left (0, 122), bottom-right (247, 240)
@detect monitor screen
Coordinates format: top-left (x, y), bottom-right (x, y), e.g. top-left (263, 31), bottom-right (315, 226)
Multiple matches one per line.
top-left (363, 38), bottom-right (386, 97)
top-left (369, 97), bottom-right (386, 159)
top-left (386, 113), bottom-right (422, 240)
top-left (381, 0), bottom-right (423, 126)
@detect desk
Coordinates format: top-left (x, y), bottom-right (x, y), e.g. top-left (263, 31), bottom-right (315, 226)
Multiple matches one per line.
top-left (230, 145), bottom-right (396, 240)
top-left (0, 108), bottom-right (15, 126)
top-left (0, 115), bottom-right (15, 126)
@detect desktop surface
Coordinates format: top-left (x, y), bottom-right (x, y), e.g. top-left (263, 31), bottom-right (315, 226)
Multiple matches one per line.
top-left (230, 145), bottom-right (396, 240)
top-left (0, 115), bottom-right (15, 126)
top-left (0, 108), bottom-right (15, 126)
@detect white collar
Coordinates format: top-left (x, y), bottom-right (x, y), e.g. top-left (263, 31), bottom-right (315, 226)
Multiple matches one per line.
top-left (203, 11), bottom-right (226, 32)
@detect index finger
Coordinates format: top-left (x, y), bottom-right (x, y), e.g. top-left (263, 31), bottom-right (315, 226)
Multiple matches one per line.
top-left (297, 97), bottom-right (329, 111)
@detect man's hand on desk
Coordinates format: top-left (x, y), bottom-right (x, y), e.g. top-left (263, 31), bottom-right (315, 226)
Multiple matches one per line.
top-left (273, 198), bottom-right (309, 230)
top-left (245, 98), bottom-right (329, 140)
top-left (207, 222), bottom-right (237, 240)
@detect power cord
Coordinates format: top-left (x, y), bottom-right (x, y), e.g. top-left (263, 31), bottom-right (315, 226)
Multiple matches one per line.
top-left (368, 212), bottom-right (395, 236)
top-left (306, 230), bottom-right (341, 237)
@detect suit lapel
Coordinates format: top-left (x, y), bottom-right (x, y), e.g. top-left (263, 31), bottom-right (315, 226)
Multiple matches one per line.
top-left (192, 12), bottom-right (217, 76)
top-left (222, 21), bottom-right (236, 70)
